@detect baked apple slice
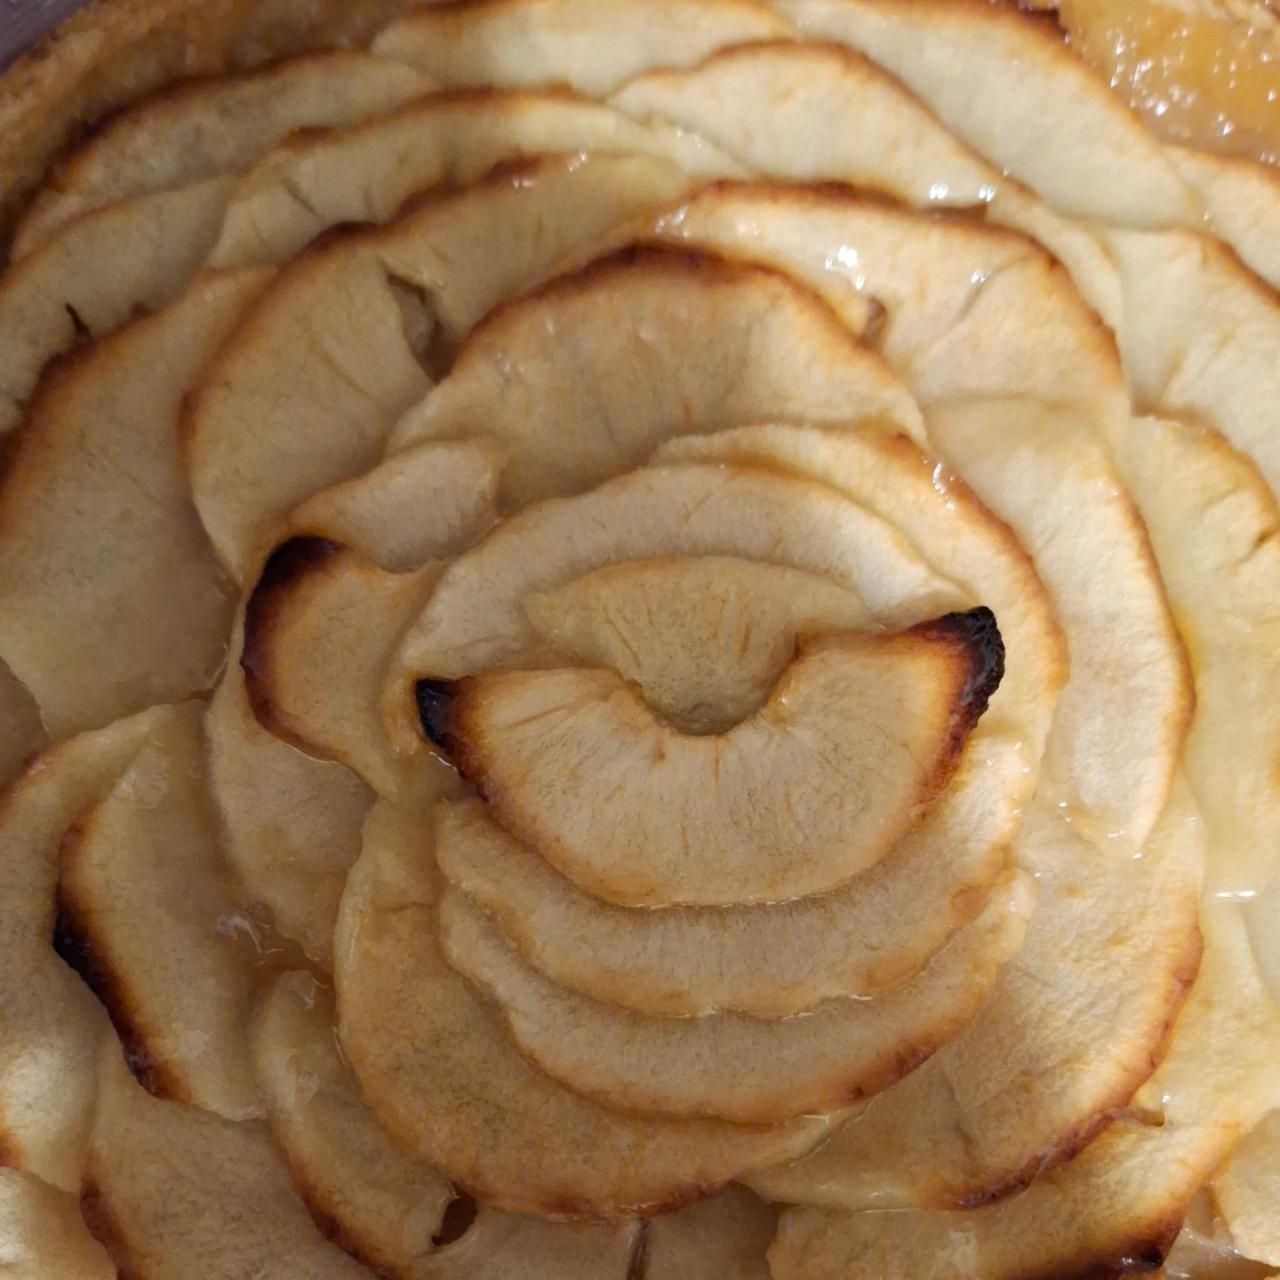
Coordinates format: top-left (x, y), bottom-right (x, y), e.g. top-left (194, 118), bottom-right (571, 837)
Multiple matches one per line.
top-left (189, 154), bottom-right (688, 582)
top-left (525, 556), bottom-right (872, 734)
top-left (243, 539), bottom-right (439, 801)
top-left (334, 799), bottom-right (831, 1217)
top-left (420, 609), bottom-right (1003, 906)
top-left (13, 52), bottom-right (433, 253)
top-left (251, 973), bottom-right (453, 1275)
top-left (55, 703), bottom-right (261, 1121)
top-left (84, 1050), bottom-right (367, 1280)
top-left (440, 868), bottom-right (1030, 1123)
top-left (435, 737), bottom-right (1021, 1017)
top-left (0, 270), bottom-right (262, 738)
top-left (0, 705), bottom-right (170, 1190)
top-left (610, 41), bottom-right (1116, 320)
top-left (374, 0), bottom-right (788, 96)
top-left (389, 246), bottom-right (923, 508)
top-left (394, 461), bottom-right (957, 692)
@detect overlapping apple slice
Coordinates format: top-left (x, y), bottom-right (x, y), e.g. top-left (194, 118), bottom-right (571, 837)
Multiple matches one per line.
top-left (527, 556), bottom-right (873, 733)
top-left (374, 0), bottom-right (789, 96)
top-left (55, 702), bottom-right (262, 1121)
top-left (421, 609), bottom-right (1003, 907)
top-left (769, 900), bottom-right (1280, 1280)
top-left (211, 92), bottom-right (742, 270)
top-left (609, 40), bottom-right (1120, 323)
top-left (389, 246), bottom-right (922, 508)
top-left (251, 972), bottom-right (454, 1276)
top-left (392, 459), bottom-right (960, 701)
top-left (12, 52), bottom-right (435, 254)
top-left (435, 739), bottom-right (1022, 1017)
top-left (773, 0), bottom-right (1280, 289)
top-left (0, 706), bottom-right (168, 1191)
top-left (206, 624), bottom-right (374, 972)
top-left (441, 868), bottom-right (1030, 1123)
top-left (0, 179), bottom-right (237, 437)
top-left (243, 540), bottom-right (440, 801)
top-left (771, 0), bottom-right (1199, 227)
top-left (335, 798), bottom-right (832, 1216)
top-left (1214, 1112), bottom-right (1280, 1268)
top-left (84, 1049), bottom-right (369, 1280)
top-left (753, 787), bottom-right (1204, 1210)
top-left (288, 438), bottom-right (503, 574)
top-left (0, 1168), bottom-right (114, 1279)
top-left (0, 269), bottom-right (262, 740)
top-left (214, 433), bottom-right (501, 960)
top-left (188, 154), bottom-right (691, 582)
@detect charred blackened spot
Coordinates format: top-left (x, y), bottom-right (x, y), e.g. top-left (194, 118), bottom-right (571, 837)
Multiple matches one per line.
top-left (916, 605), bottom-right (1005, 722)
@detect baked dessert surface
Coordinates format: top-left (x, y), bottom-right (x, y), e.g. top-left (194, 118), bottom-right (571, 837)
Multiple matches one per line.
top-left (0, 1), bottom-right (1278, 1277)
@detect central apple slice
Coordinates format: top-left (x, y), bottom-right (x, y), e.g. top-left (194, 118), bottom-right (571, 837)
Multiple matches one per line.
top-left (526, 556), bottom-right (873, 734)
top-left (419, 609), bottom-right (1003, 906)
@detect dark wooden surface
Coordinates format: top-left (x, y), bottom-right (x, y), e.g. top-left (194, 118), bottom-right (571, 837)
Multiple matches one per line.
top-left (0, 0), bottom-right (91, 70)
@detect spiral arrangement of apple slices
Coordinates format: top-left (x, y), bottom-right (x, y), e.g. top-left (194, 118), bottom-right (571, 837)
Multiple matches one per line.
top-left (1, 0), bottom-right (1279, 1276)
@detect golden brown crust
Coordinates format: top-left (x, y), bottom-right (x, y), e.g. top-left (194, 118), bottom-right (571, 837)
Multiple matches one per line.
top-left (0, 0), bottom-right (421, 257)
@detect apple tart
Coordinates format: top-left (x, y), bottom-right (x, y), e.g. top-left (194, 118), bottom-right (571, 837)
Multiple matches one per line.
top-left (0, 0), bottom-right (1278, 1276)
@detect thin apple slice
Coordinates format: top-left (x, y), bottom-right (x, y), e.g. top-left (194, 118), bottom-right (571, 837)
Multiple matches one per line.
top-left (0, 658), bottom-right (44, 790)
top-left (424, 1210), bottom-right (640, 1280)
top-left (375, 0), bottom-right (789, 95)
top-left (243, 539), bottom-right (439, 800)
top-left (394, 462), bottom-right (962, 691)
top-left (609, 41), bottom-right (1120, 324)
top-left (775, 0), bottom-right (1280, 292)
top-left (0, 706), bottom-right (168, 1190)
top-left (13, 52), bottom-right (435, 254)
top-left (437, 738), bottom-right (1022, 1016)
top-left (1166, 147), bottom-right (1280, 292)
top-left (189, 153), bottom-right (689, 582)
top-left (251, 972), bottom-right (453, 1277)
top-left (0, 178), bottom-right (234, 438)
top-left (56, 701), bottom-right (261, 1120)
top-left (771, 0), bottom-right (1197, 227)
top-left (526, 556), bottom-right (872, 734)
top-left (441, 869), bottom-right (1030, 1123)
top-left (207, 616), bottom-right (373, 972)
top-left (928, 398), bottom-right (1190, 855)
top-left (1214, 1112), bottom-right (1280, 1267)
top-left (334, 799), bottom-right (831, 1217)
top-left (653, 182), bottom-right (1127, 427)
top-left (84, 1049), bottom-right (370, 1279)
top-left (212, 92), bottom-right (742, 270)
top-left (0, 268), bottom-right (264, 741)
top-left (0, 1168), bottom-right (114, 1279)
top-left (1119, 417), bottom-right (1280, 898)
top-left (422, 611), bottom-right (1004, 907)
top-left (288, 439), bottom-right (504, 574)
top-left (390, 246), bottom-right (924, 507)
top-left (751, 787), bottom-right (1205, 1210)
top-left (646, 1184), bottom-right (775, 1279)
top-left (768, 901), bottom-right (1280, 1280)
top-left (1102, 227), bottom-right (1280, 505)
